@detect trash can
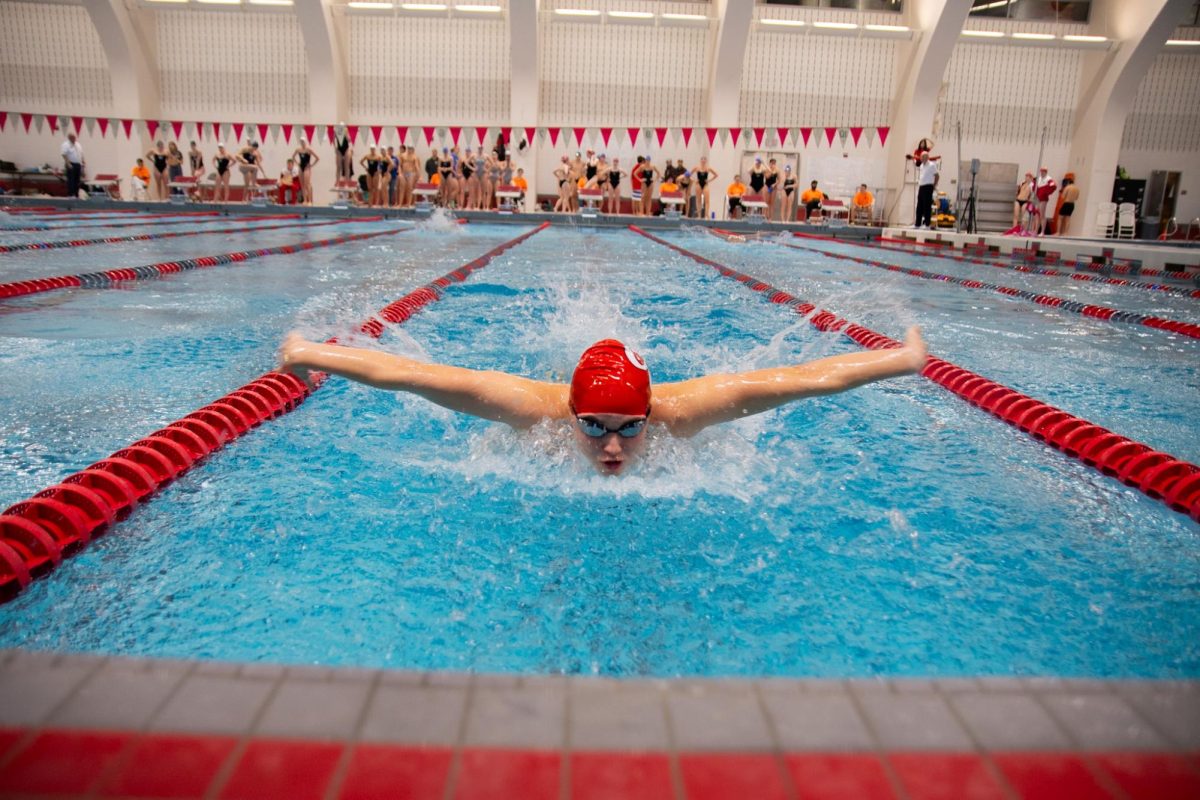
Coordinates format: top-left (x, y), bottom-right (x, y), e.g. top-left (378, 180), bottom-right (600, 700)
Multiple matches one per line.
top-left (1141, 216), bottom-right (1161, 240)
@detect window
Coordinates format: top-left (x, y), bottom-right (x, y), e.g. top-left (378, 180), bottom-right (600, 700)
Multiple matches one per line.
top-left (969, 1), bottom-right (1090, 24)
top-left (763, 0), bottom-right (903, 11)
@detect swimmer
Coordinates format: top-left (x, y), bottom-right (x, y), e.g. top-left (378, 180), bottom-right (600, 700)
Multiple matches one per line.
top-left (278, 328), bottom-right (927, 476)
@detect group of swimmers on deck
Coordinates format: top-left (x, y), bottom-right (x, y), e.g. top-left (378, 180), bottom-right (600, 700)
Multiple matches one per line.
top-left (550, 151), bottom-right (722, 218)
top-left (136, 139), bottom-right (321, 205)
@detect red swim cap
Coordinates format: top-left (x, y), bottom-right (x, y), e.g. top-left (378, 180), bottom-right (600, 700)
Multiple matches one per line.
top-left (569, 339), bottom-right (651, 416)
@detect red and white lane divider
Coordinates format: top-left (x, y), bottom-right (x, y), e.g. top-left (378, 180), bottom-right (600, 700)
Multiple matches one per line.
top-left (0, 213), bottom-right (290, 234)
top-left (775, 236), bottom-right (1200, 341)
top-left (631, 225), bottom-right (1200, 523)
top-left (0, 216), bottom-right (381, 255)
top-left (0, 222), bottom-right (549, 602)
top-left (871, 236), bottom-right (1200, 299)
top-left (0, 226), bottom-right (407, 301)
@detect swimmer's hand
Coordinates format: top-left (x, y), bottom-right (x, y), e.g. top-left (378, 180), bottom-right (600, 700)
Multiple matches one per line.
top-left (278, 332), bottom-right (315, 388)
top-left (899, 325), bottom-right (927, 373)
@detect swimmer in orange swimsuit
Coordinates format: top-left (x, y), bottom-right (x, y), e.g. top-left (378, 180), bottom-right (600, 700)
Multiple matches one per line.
top-left (279, 328), bottom-right (927, 475)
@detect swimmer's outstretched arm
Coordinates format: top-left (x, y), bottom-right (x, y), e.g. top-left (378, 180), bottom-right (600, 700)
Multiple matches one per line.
top-left (651, 327), bottom-right (927, 437)
top-left (278, 334), bottom-right (568, 428)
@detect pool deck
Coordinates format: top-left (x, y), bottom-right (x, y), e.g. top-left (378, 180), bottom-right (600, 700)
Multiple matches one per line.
top-left (1, 648), bottom-right (1197, 798)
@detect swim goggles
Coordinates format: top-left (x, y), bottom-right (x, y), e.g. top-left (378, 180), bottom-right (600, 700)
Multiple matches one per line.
top-left (576, 416), bottom-right (647, 438)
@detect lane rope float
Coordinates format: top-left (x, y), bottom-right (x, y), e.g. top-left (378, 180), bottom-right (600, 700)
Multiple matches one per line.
top-left (0, 216), bottom-right (382, 255)
top-left (0, 212), bottom-right (292, 234)
top-left (631, 225), bottom-right (1200, 524)
top-left (0, 226), bottom-right (408, 301)
top-left (0, 222), bottom-right (550, 602)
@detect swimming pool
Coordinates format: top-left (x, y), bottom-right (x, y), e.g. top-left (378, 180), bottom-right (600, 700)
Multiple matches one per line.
top-left (1, 218), bottom-right (1197, 679)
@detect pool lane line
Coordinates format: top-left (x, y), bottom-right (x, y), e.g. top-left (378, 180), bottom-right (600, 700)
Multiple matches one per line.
top-left (868, 236), bottom-right (1200, 299)
top-left (0, 222), bottom-right (550, 603)
top-left (0, 216), bottom-right (384, 255)
top-left (631, 225), bottom-right (1200, 524)
top-left (771, 235), bottom-right (1200, 340)
top-left (0, 212), bottom-right (295, 233)
top-left (0, 224), bottom-right (405, 302)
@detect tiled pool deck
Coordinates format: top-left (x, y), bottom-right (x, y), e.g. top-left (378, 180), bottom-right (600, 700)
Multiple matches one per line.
top-left (1, 649), bottom-right (1197, 798)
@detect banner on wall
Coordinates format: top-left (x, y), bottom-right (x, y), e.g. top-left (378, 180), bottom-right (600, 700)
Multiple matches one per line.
top-left (680, 127), bottom-right (693, 148)
top-left (547, 127), bottom-right (560, 147)
top-left (705, 127), bottom-right (718, 147)
top-left (655, 128), bottom-right (667, 148)
top-left (824, 127), bottom-right (837, 147)
top-left (776, 127), bottom-right (789, 148)
top-left (800, 127), bottom-right (812, 147)
top-left (600, 127), bottom-right (612, 147)
top-left (627, 127), bottom-right (639, 147)
top-left (850, 127), bottom-right (863, 147)
top-left (752, 127), bottom-right (764, 147)
top-left (877, 126), bottom-right (890, 146)
top-left (728, 127), bottom-right (741, 147)
top-left (574, 127), bottom-right (586, 147)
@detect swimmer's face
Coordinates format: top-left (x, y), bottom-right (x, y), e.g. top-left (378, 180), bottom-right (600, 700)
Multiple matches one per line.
top-left (572, 413), bottom-right (649, 476)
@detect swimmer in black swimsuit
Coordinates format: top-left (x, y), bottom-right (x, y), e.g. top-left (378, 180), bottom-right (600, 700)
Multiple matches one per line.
top-left (292, 137), bottom-right (319, 205)
top-left (604, 158), bottom-right (624, 215)
top-left (437, 149), bottom-right (456, 208)
top-left (691, 157), bottom-right (719, 220)
top-left (237, 142), bottom-right (264, 204)
top-left (765, 158), bottom-right (780, 220)
top-left (336, 127), bottom-right (353, 182)
top-left (145, 141), bottom-right (170, 201)
top-left (781, 164), bottom-right (797, 223)
top-left (749, 158), bottom-right (766, 195)
top-left (462, 149), bottom-right (479, 210)
top-left (639, 157), bottom-right (660, 216)
top-left (360, 146), bottom-right (384, 207)
top-left (213, 144), bottom-right (233, 204)
top-left (554, 155), bottom-right (571, 213)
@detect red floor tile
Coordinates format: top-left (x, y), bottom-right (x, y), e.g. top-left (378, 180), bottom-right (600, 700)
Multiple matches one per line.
top-left (96, 733), bottom-right (238, 799)
top-left (784, 753), bottom-right (897, 800)
top-left (337, 744), bottom-right (453, 800)
top-left (888, 753), bottom-right (1008, 800)
top-left (992, 753), bottom-right (1117, 800)
top-left (1092, 753), bottom-right (1200, 800)
top-left (571, 751), bottom-right (673, 800)
top-left (680, 753), bottom-right (789, 800)
top-left (0, 728), bottom-right (27, 760)
top-left (452, 749), bottom-right (560, 800)
top-left (0, 729), bottom-right (134, 795)
top-left (218, 739), bottom-right (344, 800)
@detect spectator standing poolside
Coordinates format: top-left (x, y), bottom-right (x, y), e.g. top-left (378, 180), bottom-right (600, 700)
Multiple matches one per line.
top-left (914, 153), bottom-right (939, 229)
top-left (61, 132), bottom-right (85, 199)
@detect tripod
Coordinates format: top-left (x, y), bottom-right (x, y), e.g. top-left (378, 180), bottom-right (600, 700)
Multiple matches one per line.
top-left (959, 167), bottom-right (978, 234)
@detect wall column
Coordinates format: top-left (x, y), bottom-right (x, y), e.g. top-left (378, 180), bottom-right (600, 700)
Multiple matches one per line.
top-left (510, 0), bottom-right (539, 209)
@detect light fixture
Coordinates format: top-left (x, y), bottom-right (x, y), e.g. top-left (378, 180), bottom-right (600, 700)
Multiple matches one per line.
top-left (760, 18), bottom-right (806, 28)
top-left (609, 10), bottom-right (652, 18)
top-left (554, 8), bottom-right (601, 16)
top-left (1165, 39), bottom-right (1200, 46)
top-left (454, 3), bottom-right (500, 11)
top-left (1063, 34), bottom-right (1106, 43)
top-left (661, 12), bottom-right (706, 22)
top-left (961, 29), bottom-right (1004, 38)
top-left (812, 21), bottom-right (858, 30)
top-left (196, 0), bottom-right (241, 4)
top-left (400, 2), bottom-right (447, 9)
top-left (249, 0), bottom-right (293, 5)
top-left (1012, 32), bottom-right (1055, 40)
top-left (145, 0), bottom-right (189, 4)
top-left (865, 24), bottom-right (909, 32)
top-left (348, 1), bottom-right (393, 8)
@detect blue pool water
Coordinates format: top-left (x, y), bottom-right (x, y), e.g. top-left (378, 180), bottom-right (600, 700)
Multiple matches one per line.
top-left (0, 217), bottom-right (1197, 678)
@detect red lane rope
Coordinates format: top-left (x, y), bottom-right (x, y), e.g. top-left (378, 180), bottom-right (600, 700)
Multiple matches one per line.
top-left (774, 236), bottom-right (1200, 340)
top-left (870, 237), bottom-right (1200, 300)
top-left (0, 222), bottom-right (550, 602)
top-left (0, 213), bottom-right (293, 233)
top-left (0, 216), bottom-right (382, 255)
top-left (631, 225), bottom-right (1200, 523)
top-left (0, 225), bottom-right (405, 301)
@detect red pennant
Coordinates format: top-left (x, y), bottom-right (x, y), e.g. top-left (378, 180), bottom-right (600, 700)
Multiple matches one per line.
top-left (423, 126), bottom-right (436, 145)
top-left (232, 122), bottom-right (244, 142)
top-left (346, 125), bottom-right (358, 145)
top-left (655, 128), bottom-right (667, 147)
top-left (729, 127), bottom-right (741, 147)
top-left (752, 127), bottom-right (765, 147)
top-left (0, 111), bottom-right (6, 132)
top-left (523, 127), bottom-right (535, 147)
top-left (705, 127), bottom-right (718, 147)
top-left (824, 127), bottom-right (837, 146)
top-left (98, 117), bottom-right (109, 138)
top-left (281, 124), bottom-right (293, 143)
top-left (627, 127), bottom-right (640, 147)
top-left (257, 123), bottom-right (269, 143)
top-left (850, 127), bottom-right (863, 146)
top-left (170, 120), bottom-right (182, 140)
top-left (304, 124), bottom-right (316, 143)
top-left (800, 127), bottom-right (813, 146)
top-left (476, 126), bottom-right (489, 147)
top-left (776, 127), bottom-right (789, 147)
top-left (20, 112), bottom-right (33, 133)
top-left (877, 126), bottom-right (890, 146)
top-left (600, 127), bottom-right (613, 147)
top-left (120, 118), bottom-right (133, 139)
top-left (449, 126), bottom-right (462, 146)
top-left (71, 116), bottom-right (84, 135)
top-left (548, 127), bottom-right (560, 147)
top-left (212, 122), bottom-right (223, 140)
top-left (681, 127), bottom-right (693, 148)
top-left (501, 127), bottom-right (512, 146)
top-left (574, 127), bottom-right (586, 147)
top-left (396, 126), bottom-right (407, 145)
top-left (370, 125), bottom-right (383, 144)
top-left (147, 119), bottom-right (159, 140)
top-left (48, 115), bottom-right (58, 134)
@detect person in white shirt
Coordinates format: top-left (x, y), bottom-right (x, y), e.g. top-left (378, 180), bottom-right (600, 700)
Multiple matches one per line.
top-left (914, 152), bottom-right (939, 229)
top-left (60, 133), bottom-right (85, 199)
top-left (1033, 166), bottom-right (1057, 235)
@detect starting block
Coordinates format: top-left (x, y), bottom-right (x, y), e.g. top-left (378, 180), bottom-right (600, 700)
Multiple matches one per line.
top-left (413, 182), bottom-right (438, 213)
top-left (495, 185), bottom-right (521, 214)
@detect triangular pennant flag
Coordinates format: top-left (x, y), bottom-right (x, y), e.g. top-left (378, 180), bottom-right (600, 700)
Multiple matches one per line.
top-left (370, 125), bottom-right (383, 144)
top-left (167, 120), bottom-right (180, 140)
top-left (838, 127), bottom-right (849, 148)
top-left (97, 117), bottom-right (110, 138)
top-left (655, 128), bottom-right (667, 148)
top-left (256, 123), bottom-right (269, 143)
top-left (0, 111), bottom-right (6, 132)
top-left (850, 127), bottom-right (864, 147)
top-left (396, 126), bottom-right (407, 145)
top-left (84, 116), bottom-right (96, 136)
top-left (346, 125), bottom-right (359, 145)
top-left (705, 127), bottom-right (718, 147)
top-left (681, 127), bottom-right (693, 148)
top-left (547, 127), bottom-right (560, 147)
top-left (776, 127), bottom-right (789, 147)
top-left (423, 126), bottom-right (436, 145)
top-left (600, 127), bottom-right (613, 147)
top-left (800, 127), bottom-right (813, 147)
top-left (877, 126), bottom-right (890, 146)
top-left (501, 127), bottom-right (512, 146)
top-left (449, 126), bottom-right (462, 146)
top-left (863, 127), bottom-right (877, 147)
top-left (523, 127), bottom-right (535, 147)
top-left (824, 127), bottom-right (838, 146)
top-left (476, 126), bottom-right (489, 147)
top-left (304, 124), bottom-right (316, 144)
top-left (120, 118), bottom-right (133, 139)
top-left (213, 122), bottom-right (224, 141)
top-left (20, 112), bottom-right (33, 133)
top-left (573, 127), bottom-right (586, 147)
top-left (71, 116), bottom-right (84, 135)
top-left (752, 127), bottom-right (765, 147)
top-left (627, 127), bottom-right (640, 147)
top-left (232, 122), bottom-right (244, 143)
top-left (34, 114), bottom-right (45, 134)
top-left (728, 127), bottom-right (741, 147)
top-left (146, 119), bottom-right (159, 140)
top-left (281, 124), bottom-right (293, 144)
